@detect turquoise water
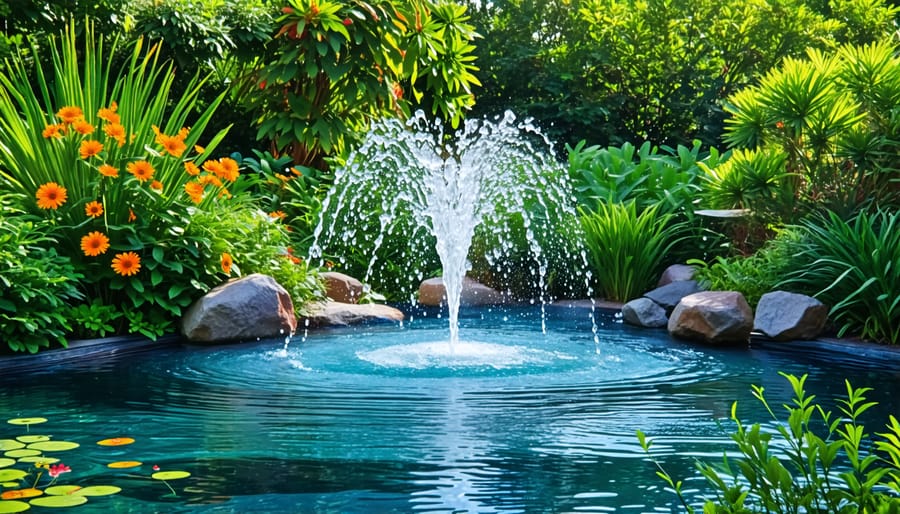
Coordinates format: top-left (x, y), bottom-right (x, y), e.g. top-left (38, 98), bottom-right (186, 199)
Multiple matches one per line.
top-left (1, 306), bottom-right (898, 513)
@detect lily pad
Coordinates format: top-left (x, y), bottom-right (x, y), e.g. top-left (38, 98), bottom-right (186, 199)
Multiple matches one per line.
top-left (0, 500), bottom-right (30, 513)
top-left (107, 461), bottom-right (141, 469)
top-left (72, 486), bottom-right (120, 497)
top-left (1, 484), bottom-right (19, 488)
top-left (6, 420), bottom-right (46, 427)
top-left (96, 438), bottom-right (134, 447)
top-left (15, 457), bottom-right (58, 465)
top-left (0, 460), bottom-right (14, 469)
top-left (43, 486), bottom-right (81, 496)
top-left (25, 441), bottom-right (79, 452)
top-left (151, 471), bottom-right (190, 481)
top-left (28, 495), bottom-right (87, 508)
top-left (0, 443), bottom-right (23, 452)
top-left (3, 451), bottom-right (38, 460)
top-left (0, 489), bottom-right (41, 501)
top-left (0, 471), bottom-right (26, 483)
top-left (14, 437), bottom-right (48, 445)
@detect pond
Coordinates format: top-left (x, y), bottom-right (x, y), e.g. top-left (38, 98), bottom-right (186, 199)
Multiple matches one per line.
top-left (1, 305), bottom-right (898, 513)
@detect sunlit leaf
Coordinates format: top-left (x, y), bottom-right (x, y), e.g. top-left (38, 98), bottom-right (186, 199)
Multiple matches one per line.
top-left (26, 441), bottom-right (79, 452)
top-left (43, 486), bottom-right (81, 496)
top-left (28, 495), bottom-right (86, 508)
top-left (96, 438), bottom-right (134, 447)
top-left (0, 460), bottom-right (14, 469)
top-left (0, 489), bottom-right (40, 500)
top-left (0, 500), bottom-right (30, 513)
top-left (151, 471), bottom-right (190, 480)
top-left (6, 420), bottom-right (46, 427)
top-left (0, 471), bottom-right (27, 484)
top-left (3, 451), bottom-right (39, 459)
top-left (72, 486), bottom-right (120, 497)
top-left (0, 443), bottom-right (23, 452)
top-left (15, 457), bottom-right (58, 465)
top-left (13, 437), bottom-right (47, 445)
top-left (107, 461), bottom-right (142, 469)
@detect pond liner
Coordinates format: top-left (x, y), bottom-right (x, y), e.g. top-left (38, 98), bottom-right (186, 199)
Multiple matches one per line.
top-left (0, 334), bottom-right (182, 375)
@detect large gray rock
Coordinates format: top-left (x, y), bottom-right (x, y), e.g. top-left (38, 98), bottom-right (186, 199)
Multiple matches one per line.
top-left (622, 298), bottom-right (668, 328)
top-left (418, 277), bottom-right (506, 307)
top-left (657, 264), bottom-right (696, 287)
top-left (322, 271), bottom-right (364, 304)
top-left (668, 291), bottom-right (753, 345)
top-left (644, 280), bottom-right (702, 313)
top-left (300, 302), bottom-right (404, 327)
top-left (754, 291), bottom-right (828, 341)
top-left (182, 274), bottom-right (296, 343)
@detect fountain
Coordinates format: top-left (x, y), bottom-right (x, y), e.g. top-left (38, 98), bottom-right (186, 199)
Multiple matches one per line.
top-left (310, 110), bottom-right (588, 350)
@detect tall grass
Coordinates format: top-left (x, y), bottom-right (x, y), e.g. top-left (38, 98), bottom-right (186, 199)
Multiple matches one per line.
top-left (781, 209), bottom-right (900, 344)
top-left (579, 201), bottom-right (684, 302)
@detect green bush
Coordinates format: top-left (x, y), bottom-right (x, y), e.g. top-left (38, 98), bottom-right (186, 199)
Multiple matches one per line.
top-left (639, 373), bottom-right (900, 512)
top-left (0, 195), bottom-right (83, 353)
top-left (689, 231), bottom-right (799, 307)
top-left (779, 209), bottom-right (900, 344)
top-left (579, 201), bottom-right (684, 302)
top-left (722, 38), bottom-right (900, 217)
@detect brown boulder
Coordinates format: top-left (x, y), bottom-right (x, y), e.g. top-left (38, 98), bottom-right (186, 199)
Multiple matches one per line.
top-left (668, 291), bottom-right (753, 345)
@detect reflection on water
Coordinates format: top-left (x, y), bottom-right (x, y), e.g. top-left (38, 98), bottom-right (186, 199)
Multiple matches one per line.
top-left (1, 307), bottom-right (898, 513)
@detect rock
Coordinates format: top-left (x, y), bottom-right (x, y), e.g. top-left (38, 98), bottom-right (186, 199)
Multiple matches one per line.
top-left (418, 277), bottom-right (506, 307)
top-left (182, 274), bottom-right (296, 343)
top-left (754, 291), bottom-right (828, 341)
top-left (300, 302), bottom-right (404, 327)
top-left (622, 298), bottom-right (668, 328)
top-left (668, 291), bottom-right (753, 345)
top-left (322, 271), bottom-right (364, 304)
top-left (657, 264), bottom-right (696, 287)
top-left (643, 280), bottom-right (701, 314)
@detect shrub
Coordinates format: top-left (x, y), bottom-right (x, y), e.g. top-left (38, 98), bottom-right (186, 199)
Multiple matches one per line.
top-left (779, 209), bottom-right (900, 344)
top-left (579, 202), bottom-right (684, 302)
top-left (0, 194), bottom-right (83, 353)
top-left (243, 0), bottom-right (481, 168)
top-left (639, 373), bottom-right (900, 512)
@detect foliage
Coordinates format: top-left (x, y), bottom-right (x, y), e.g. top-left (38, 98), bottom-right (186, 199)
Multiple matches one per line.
top-left (243, 0), bottom-right (481, 168)
top-left (689, 231), bottom-right (800, 307)
top-left (0, 22), bottom-right (250, 342)
top-left (722, 38), bottom-right (900, 217)
top-left (779, 209), bottom-right (900, 344)
top-left (62, 299), bottom-right (123, 340)
top-left (468, 0), bottom-right (890, 150)
top-left (579, 202), bottom-right (684, 302)
top-left (568, 139), bottom-right (724, 215)
top-left (121, 0), bottom-right (275, 67)
top-left (639, 373), bottom-right (900, 512)
top-left (0, 195), bottom-right (83, 353)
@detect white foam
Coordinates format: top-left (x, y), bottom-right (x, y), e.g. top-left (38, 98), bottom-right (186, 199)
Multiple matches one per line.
top-left (357, 340), bottom-right (573, 370)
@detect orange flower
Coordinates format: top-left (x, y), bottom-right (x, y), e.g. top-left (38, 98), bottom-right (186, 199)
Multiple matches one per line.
top-left (81, 231), bottom-right (110, 256)
top-left (198, 174), bottom-right (223, 187)
top-left (126, 160), bottom-right (155, 182)
top-left (269, 210), bottom-right (286, 220)
top-left (73, 119), bottom-right (95, 135)
top-left (194, 144), bottom-right (206, 154)
top-left (79, 140), bottom-right (104, 159)
top-left (56, 105), bottom-right (83, 123)
top-left (85, 200), bottom-right (104, 218)
top-left (221, 252), bottom-right (233, 274)
top-left (98, 164), bottom-right (119, 177)
top-left (184, 181), bottom-right (204, 204)
top-left (111, 252), bottom-right (141, 276)
top-left (97, 102), bottom-right (120, 124)
top-left (184, 161), bottom-right (200, 176)
top-left (202, 159), bottom-right (225, 178)
top-left (128, 208), bottom-right (136, 222)
top-left (104, 122), bottom-right (126, 147)
top-left (219, 158), bottom-right (240, 182)
top-left (42, 123), bottom-right (66, 139)
top-left (35, 182), bottom-right (67, 209)
top-left (160, 135), bottom-right (187, 157)
top-left (150, 180), bottom-right (163, 191)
